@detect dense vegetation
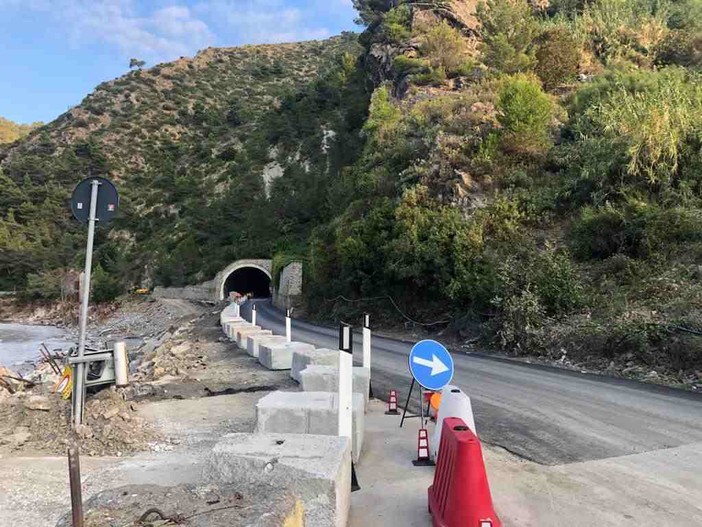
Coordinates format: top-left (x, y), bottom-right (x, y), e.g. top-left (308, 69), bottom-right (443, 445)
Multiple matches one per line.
top-left (0, 117), bottom-right (41, 144)
top-left (1, 0), bottom-right (701, 379)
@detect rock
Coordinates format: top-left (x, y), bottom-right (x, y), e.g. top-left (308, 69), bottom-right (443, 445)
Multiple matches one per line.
top-left (11, 427), bottom-right (32, 447)
top-left (75, 424), bottom-right (94, 439)
top-left (171, 342), bottom-right (190, 357)
top-left (25, 395), bottom-right (52, 411)
top-left (102, 407), bottom-right (120, 420)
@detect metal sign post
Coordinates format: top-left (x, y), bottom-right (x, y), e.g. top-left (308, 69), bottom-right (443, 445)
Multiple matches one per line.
top-left (70, 177), bottom-right (119, 427)
top-left (73, 180), bottom-right (99, 426)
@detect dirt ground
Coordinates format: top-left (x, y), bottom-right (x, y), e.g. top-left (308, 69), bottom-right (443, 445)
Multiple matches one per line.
top-left (0, 298), bottom-right (297, 526)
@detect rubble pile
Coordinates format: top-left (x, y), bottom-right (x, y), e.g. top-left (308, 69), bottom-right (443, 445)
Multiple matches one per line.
top-left (0, 386), bottom-right (161, 456)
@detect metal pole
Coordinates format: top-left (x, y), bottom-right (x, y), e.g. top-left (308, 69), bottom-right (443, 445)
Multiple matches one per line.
top-left (73, 179), bottom-right (100, 427)
top-left (400, 377), bottom-right (416, 428)
top-left (68, 447), bottom-right (84, 527)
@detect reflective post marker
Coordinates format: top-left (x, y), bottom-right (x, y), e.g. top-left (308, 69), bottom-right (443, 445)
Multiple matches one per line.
top-left (339, 323), bottom-right (360, 491)
top-left (73, 179), bottom-right (100, 427)
top-left (252, 304), bottom-right (257, 326)
top-left (362, 314), bottom-right (371, 372)
top-left (363, 314), bottom-right (373, 399)
top-left (286, 308), bottom-right (292, 343)
top-left (234, 302), bottom-right (240, 318)
top-left (338, 323), bottom-right (353, 439)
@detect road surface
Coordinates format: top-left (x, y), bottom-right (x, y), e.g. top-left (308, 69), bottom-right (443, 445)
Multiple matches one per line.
top-left (241, 300), bottom-right (702, 465)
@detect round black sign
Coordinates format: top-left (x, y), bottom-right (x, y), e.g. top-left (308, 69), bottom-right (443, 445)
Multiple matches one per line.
top-left (71, 177), bottom-right (119, 224)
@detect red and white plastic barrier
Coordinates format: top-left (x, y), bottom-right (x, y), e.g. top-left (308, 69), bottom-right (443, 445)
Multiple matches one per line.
top-left (428, 417), bottom-right (502, 527)
top-left (432, 385), bottom-right (476, 461)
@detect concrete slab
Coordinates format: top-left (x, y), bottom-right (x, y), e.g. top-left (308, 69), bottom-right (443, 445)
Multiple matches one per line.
top-left (224, 321), bottom-right (252, 339)
top-left (255, 391), bottom-right (365, 462)
top-left (258, 342), bottom-right (315, 371)
top-left (235, 326), bottom-right (270, 348)
top-left (246, 335), bottom-right (287, 358)
top-left (300, 365), bottom-right (371, 409)
top-left (220, 304), bottom-right (242, 325)
top-left (207, 433), bottom-right (352, 527)
top-left (290, 347), bottom-right (339, 383)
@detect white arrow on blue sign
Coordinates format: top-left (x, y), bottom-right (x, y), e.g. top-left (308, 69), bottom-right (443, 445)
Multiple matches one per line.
top-left (408, 340), bottom-right (454, 391)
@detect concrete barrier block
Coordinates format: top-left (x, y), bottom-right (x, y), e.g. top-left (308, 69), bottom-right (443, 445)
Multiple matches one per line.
top-left (290, 347), bottom-right (339, 383)
top-left (258, 342), bottom-right (315, 371)
top-left (207, 433), bottom-right (351, 527)
top-left (235, 326), bottom-right (270, 348)
top-left (255, 391), bottom-right (365, 462)
top-left (300, 365), bottom-right (371, 409)
top-left (247, 335), bottom-right (287, 358)
top-left (224, 321), bottom-right (250, 339)
top-left (220, 304), bottom-right (242, 326)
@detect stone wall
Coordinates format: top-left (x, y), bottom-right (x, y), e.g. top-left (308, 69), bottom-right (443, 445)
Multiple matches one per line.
top-left (152, 280), bottom-right (216, 302)
top-left (273, 261), bottom-right (303, 309)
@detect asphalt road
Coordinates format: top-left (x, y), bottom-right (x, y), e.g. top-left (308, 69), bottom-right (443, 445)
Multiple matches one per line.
top-left (241, 300), bottom-right (702, 466)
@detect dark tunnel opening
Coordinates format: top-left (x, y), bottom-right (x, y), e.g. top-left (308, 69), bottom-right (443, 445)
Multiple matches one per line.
top-left (223, 267), bottom-right (272, 299)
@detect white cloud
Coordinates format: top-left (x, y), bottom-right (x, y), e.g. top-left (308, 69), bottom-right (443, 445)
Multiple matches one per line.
top-left (194, 0), bottom-right (334, 45)
top-left (3, 0), bottom-right (215, 61)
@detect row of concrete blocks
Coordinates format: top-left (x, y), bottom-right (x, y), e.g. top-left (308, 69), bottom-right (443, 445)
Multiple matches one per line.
top-left (219, 313), bottom-right (359, 526)
top-left (222, 318), bottom-right (369, 464)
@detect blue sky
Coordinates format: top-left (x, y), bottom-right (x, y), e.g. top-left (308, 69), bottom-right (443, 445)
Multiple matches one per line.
top-left (0, 0), bottom-right (359, 124)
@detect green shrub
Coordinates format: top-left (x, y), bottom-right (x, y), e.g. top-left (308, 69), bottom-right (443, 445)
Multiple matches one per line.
top-left (497, 74), bottom-right (554, 154)
top-left (535, 26), bottom-right (581, 90)
top-left (382, 5), bottom-right (412, 43)
top-left (421, 20), bottom-right (471, 75)
top-left (572, 68), bottom-right (702, 188)
top-left (477, 0), bottom-right (540, 73)
top-left (655, 30), bottom-right (702, 68)
top-left (572, 202), bottom-right (702, 259)
top-left (493, 287), bottom-right (545, 352)
top-left (91, 265), bottom-right (123, 303)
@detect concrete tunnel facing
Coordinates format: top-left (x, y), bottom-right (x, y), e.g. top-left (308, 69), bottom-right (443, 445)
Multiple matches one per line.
top-left (222, 266), bottom-right (272, 299)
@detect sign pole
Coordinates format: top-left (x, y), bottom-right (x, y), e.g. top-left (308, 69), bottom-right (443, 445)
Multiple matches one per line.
top-left (362, 314), bottom-right (372, 399)
top-left (339, 323), bottom-right (360, 491)
top-left (73, 179), bottom-right (100, 427)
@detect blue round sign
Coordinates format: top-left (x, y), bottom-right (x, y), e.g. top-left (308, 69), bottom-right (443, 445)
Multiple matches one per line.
top-left (408, 340), bottom-right (454, 391)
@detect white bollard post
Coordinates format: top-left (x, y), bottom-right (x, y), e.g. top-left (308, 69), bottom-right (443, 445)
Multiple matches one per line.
top-left (339, 322), bottom-right (361, 491)
top-left (363, 314), bottom-right (372, 399)
top-left (362, 314), bottom-right (371, 372)
top-left (338, 323), bottom-right (353, 439)
top-left (113, 341), bottom-right (129, 387)
top-left (286, 308), bottom-right (292, 343)
top-left (252, 304), bottom-right (257, 326)
top-left (234, 302), bottom-right (240, 318)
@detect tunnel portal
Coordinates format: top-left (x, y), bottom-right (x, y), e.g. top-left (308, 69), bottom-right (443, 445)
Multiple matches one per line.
top-left (222, 266), bottom-right (272, 299)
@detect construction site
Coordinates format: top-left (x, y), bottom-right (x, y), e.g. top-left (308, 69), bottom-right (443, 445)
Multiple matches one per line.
top-left (1, 295), bottom-right (701, 527)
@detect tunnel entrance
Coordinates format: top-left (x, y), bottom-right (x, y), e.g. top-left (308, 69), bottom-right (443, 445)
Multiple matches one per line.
top-left (222, 267), bottom-right (272, 299)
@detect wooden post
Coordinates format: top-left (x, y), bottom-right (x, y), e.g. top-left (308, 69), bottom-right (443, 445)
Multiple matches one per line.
top-left (68, 447), bottom-right (84, 527)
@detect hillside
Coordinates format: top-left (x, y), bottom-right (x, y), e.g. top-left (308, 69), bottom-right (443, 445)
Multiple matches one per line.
top-left (0, 33), bottom-right (367, 291)
top-left (1, 0), bottom-right (701, 382)
top-left (0, 117), bottom-right (41, 144)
